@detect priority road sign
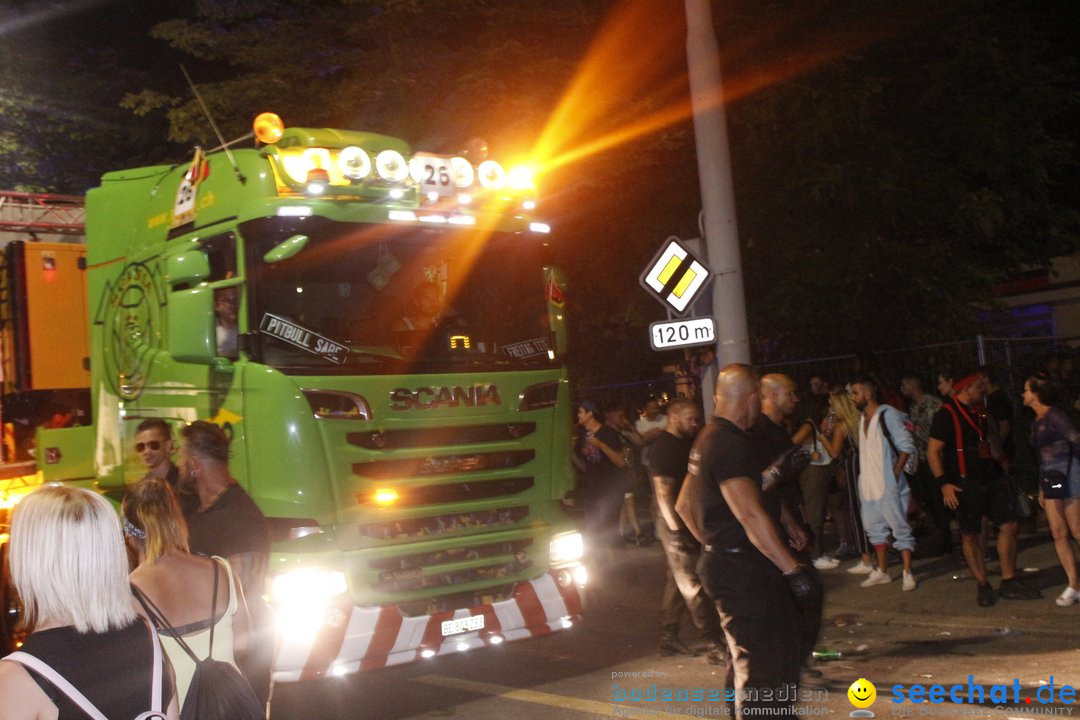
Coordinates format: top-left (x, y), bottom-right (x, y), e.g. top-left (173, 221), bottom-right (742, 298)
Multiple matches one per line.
top-left (639, 238), bottom-right (711, 315)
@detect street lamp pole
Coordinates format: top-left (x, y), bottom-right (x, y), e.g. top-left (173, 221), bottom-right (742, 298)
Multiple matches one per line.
top-left (685, 0), bottom-right (749, 366)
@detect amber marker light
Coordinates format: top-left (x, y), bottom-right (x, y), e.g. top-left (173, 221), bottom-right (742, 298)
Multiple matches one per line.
top-left (373, 488), bottom-right (399, 506)
top-left (254, 112), bottom-right (285, 144)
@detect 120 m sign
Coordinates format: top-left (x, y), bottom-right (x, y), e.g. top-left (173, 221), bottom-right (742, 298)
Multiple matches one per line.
top-left (649, 318), bottom-right (716, 351)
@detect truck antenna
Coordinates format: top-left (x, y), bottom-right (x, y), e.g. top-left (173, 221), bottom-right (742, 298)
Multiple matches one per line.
top-left (181, 64), bottom-right (246, 184)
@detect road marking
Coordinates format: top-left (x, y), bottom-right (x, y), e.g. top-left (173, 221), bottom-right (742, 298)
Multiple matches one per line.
top-left (413, 674), bottom-right (684, 717)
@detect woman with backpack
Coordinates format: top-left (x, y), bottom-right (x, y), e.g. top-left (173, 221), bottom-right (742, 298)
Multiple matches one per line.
top-left (0, 484), bottom-right (179, 720)
top-left (123, 477), bottom-right (259, 715)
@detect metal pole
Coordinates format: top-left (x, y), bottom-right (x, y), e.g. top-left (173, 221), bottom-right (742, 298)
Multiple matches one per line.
top-left (685, 0), bottom-right (749, 366)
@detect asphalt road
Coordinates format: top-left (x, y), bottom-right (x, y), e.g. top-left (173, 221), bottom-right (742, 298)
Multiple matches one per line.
top-left (268, 528), bottom-right (1080, 720)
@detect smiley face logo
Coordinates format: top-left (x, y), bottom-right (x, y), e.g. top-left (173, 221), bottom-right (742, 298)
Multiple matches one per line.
top-left (848, 678), bottom-right (877, 708)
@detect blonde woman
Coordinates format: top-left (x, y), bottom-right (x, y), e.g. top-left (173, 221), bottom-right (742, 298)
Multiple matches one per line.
top-left (123, 478), bottom-right (253, 707)
top-left (0, 484), bottom-right (179, 720)
top-left (820, 391), bottom-right (875, 574)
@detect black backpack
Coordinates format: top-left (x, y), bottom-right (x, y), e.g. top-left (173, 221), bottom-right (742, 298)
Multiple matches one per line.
top-left (133, 559), bottom-right (264, 720)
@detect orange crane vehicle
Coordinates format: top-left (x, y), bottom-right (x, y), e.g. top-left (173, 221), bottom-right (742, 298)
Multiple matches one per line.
top-left (0, 191), bottom-right (88, 649)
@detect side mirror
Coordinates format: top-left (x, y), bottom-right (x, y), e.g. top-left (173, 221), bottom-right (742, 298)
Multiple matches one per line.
top-left (264, 234), bottom-right (309, 264)
top-left (166, 250), bottom-right (210, 287)
top-left (168, 286), bottom-right (218, 364)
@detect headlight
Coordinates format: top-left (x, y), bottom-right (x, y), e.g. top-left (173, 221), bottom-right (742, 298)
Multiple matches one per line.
top-left (375, 149), bottom-right (409, 182)
top-left (450, 156), bottom-right (475, 188)
top-left (477, 160), bottom-right (506, 189)
top-left (271, 568), bottom-right (349, 642)
top-left (549, 531), bottom-right (584, 565)
top-left (507, 165), bottom-right (535, 191)
top-left (338, 146), bottom-right (371, 180)
top-left (271, 568), bottom-right (347, 606)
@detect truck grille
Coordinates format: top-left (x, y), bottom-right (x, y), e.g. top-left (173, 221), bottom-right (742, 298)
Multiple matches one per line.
top-left (353, 450), bottom-right (534, 478)
top-left (372, 559), bottom-right (533, 594)
top-left (347, 422), bottom-right (536, 449)
top-left (356, 506), bottom-right (529, 540)
top-left (367, 538), bottom-right (533, 573)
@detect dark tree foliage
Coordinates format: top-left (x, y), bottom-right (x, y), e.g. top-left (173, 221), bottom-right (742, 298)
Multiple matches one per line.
top-left (0, 1), bottom-right (182, 193)
top-left (720, 0), bottom-right (1079, 360)
top-left (0, 0), bottom-right (1075, 390)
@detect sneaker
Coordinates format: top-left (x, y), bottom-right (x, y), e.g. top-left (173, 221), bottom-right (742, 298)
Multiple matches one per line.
top-left (1055, 587), bottom-right (1080, 607)
top-left (999, 577), bottom-right (1041, 600)
top-left (813, 556), bottom-right (840, 570)
top-left (657, 635), bottom-right (697, 657)
top-left (830, 542), bottom-right (857, 560)
top-left (860, 569), bottom-right (892, 587)
top-left (902, 570), bottom-right (917, 592)
top-left (977, 582), bottom-right (998, 607)
top-left (846, 560), bottom-right (875, 575)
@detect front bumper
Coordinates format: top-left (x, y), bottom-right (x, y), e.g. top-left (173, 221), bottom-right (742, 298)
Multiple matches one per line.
top-left (272, 567), bottom-right (584, 682)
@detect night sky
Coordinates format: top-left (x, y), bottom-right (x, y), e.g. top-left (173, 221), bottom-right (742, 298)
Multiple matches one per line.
top-left (1, 0), bottom-right (1077, 393)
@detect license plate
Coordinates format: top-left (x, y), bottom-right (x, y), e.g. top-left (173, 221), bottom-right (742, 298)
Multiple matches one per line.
top-left (410, 153), bottom-right (454, 197)
top-left (441, 614), bottom-right (485, 637)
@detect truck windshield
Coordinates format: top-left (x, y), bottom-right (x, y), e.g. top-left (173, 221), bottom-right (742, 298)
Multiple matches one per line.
top-left (241, 216), bottom-right (557, 374)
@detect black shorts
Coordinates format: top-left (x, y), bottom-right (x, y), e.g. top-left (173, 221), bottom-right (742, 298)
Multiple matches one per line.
top-left (956, 475), bottom-right (1019, 535)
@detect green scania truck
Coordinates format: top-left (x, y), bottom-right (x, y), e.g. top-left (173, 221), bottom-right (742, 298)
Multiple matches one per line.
top-left (0, 114), bottom-right (586, 680)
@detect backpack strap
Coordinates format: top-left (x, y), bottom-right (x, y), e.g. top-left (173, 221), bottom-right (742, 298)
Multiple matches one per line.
top-left (207, 555), bottom-right (221, 660)
top-left (133, 583), bottom-right (201, 665)
top-left (2, 618), bottom-right (163, 719)
top-left (3, 651), bottom-right (110, 720)
top-left (878, 407), bottom-right (900, 459)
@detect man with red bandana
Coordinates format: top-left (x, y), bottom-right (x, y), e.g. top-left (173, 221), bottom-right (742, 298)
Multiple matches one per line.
top-left (927, 371), bottom-right (1040, 607)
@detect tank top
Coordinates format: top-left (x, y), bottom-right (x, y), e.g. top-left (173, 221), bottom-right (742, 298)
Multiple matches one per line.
top-left (156, 555), bottom-right (241, 706)
top-left (16, 619), bottom-right (172, 719)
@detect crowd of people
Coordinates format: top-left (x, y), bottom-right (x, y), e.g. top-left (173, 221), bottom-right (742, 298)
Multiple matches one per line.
top-left (4, 356), bottom-right (1079, 719)
top-left (0, 419), bottom-right (271, 720)
top-left (574, 361), bottom-right (1080, 718)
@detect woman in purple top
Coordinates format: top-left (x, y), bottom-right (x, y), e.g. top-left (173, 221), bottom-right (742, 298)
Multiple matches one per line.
top-left (1023, 373), bottom-right (1080, 606)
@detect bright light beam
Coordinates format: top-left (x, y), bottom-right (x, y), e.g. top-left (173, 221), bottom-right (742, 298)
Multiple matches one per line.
top-left (0, 0), bottom-right (110, 37)
top-left (528, 0), bottom-right (939, 179)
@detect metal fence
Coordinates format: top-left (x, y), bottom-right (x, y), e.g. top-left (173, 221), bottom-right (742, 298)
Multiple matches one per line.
top-left (758, 334), bottom-right (1080, 397)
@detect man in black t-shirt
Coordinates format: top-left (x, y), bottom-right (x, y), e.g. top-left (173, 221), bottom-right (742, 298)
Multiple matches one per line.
top-left (753, 374), bottom-right (821, 684)
top-left (647, 398), bottom-right (725, 664)
top-left (980, 365), bottom-right (1016, 461)
top-left (927, 372), bottom-right (1038, 607)
top-left (676, 365), bottom-right (821, 720)
top-left (573, 400), bottom-right (627, 562)
top-left (179, 420), bottom-right (273, 706)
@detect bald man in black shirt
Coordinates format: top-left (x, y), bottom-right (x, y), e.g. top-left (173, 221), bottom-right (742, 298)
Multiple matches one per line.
top-left (677, 364), bottom-right (821, 720)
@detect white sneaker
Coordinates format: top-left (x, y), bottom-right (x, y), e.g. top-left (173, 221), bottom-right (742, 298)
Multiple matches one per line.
top-left (860, 569), bottom-right (892, 587)
top-left (813, 556), bottom-right (840, 570)
top-left (846, 560), bottom-right (874, 575)
top-left (1055, 587), bottom-right (1080, 607)
top-left (902, 571), bottom-right (917, 592)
